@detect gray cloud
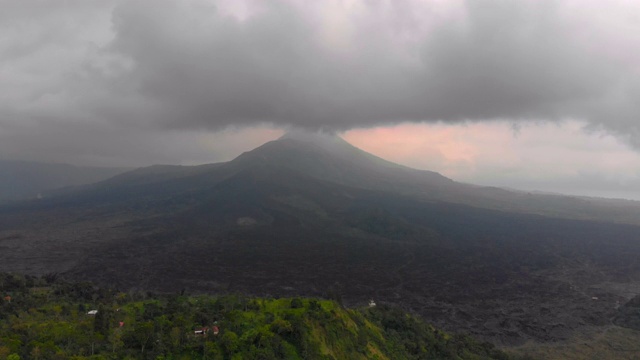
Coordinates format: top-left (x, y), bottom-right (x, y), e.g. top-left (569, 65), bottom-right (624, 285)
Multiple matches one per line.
top-left (102, 0), bottom-right (637, 130)
top-left (1, 0), bottom-right (639, 165)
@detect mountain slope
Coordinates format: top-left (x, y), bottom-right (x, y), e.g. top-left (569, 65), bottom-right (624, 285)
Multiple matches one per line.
top-left (232, 133), bottom-right (640, 225)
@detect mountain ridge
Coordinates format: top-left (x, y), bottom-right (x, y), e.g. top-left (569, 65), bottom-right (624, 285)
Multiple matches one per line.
top-left (22, 132), bottom-right (640, 226)
top-left (0, 160), bottom-right (130, 203)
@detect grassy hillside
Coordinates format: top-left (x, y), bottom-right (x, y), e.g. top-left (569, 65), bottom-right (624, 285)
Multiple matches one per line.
top-left (0, 273), bottom-right (509, 360)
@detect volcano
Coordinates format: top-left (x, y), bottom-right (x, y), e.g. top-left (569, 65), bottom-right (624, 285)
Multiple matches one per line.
top-left (2, 131), bottom-right (640, 345)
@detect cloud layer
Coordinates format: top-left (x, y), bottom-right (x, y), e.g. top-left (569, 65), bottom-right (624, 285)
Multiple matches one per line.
top-left (111, 0), bottom-right (640, 130)
top-left (1, 0), bottom-right (640, 165)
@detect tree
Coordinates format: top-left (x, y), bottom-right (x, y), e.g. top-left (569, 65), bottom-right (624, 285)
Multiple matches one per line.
top-left (203, 341), bottom-right (222, 360)
top-left (0, 346), bottom-right (9, 360)
top-left (108, 328), bottom-right (124, 354)
top-left (290, 298), bottom-right (303, 309)
top-left (93, 304), bottom-right (107, 335)
top-left (29, 346), bottom-right (41, 360)
top-left (169, 327), bottom-right (183, 351)
top-left (219, 331), bottom-right (239, 356)
top-left (270, 319), bottom-right (293, 336)
top-left (134, 321), bottom-right (155, 356)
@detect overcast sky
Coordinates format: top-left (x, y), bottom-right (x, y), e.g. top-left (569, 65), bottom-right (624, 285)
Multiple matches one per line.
top-left (2, 0), bottom-right (640, 199)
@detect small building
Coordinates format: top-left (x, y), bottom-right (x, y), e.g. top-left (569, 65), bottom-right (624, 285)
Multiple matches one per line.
top-left (212, 326), bottom-right (220, 335)
top-left (87, 310), bottom-right (98, 315)
top-left (3, 295), bottom-right (11, 302)
top-left (194, 327), bottom-right (210, 335)
top-left (368, 299), bottom-right (376, 307)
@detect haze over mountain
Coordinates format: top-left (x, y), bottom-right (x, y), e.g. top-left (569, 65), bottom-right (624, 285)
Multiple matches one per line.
top-left (0, 161), bottom-right (130, 203)
top-left (2, 132), bottom-right (640, 350)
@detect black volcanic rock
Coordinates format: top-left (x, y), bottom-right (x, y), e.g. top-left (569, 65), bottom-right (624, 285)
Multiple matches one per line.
top-left (614, 295), bottom-right (640, 330)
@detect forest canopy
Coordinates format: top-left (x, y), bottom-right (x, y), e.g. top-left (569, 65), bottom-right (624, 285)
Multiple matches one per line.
top-left (0, 272), bottom-right (509, 360)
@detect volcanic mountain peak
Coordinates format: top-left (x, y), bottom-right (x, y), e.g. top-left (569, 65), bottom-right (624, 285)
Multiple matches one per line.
top-left (237, 130), bottom-right (371, 163)
top-left (234, 130), bottom-right (435, 174)
top-left (228, 130), bottom-right (452, 192)
top-left (279, 129), bottom-right (350, 148)
top-left (22, 129), bottom-right (640, 227)
top-left (276, 130), bottom-right (409, 169)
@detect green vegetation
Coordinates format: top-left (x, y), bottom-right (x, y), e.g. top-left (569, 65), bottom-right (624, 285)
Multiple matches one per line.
top-left (0, 273), bottom-right (509, 359)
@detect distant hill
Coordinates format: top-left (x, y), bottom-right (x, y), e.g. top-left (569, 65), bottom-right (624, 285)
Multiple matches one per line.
top-left (0, 160), bottom-right (129, 202)
top-left (2, 132), bottom-right (640, 349)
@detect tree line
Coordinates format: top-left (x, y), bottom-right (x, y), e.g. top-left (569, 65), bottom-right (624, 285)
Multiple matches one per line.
top-left (0, 272), bottom-right (511, 359)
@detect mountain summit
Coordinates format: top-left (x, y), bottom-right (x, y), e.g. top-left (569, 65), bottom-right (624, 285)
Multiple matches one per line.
top-left (279, 130), bottom-right (353, 150)
top-left (229, 131), bottom-right (453, 196)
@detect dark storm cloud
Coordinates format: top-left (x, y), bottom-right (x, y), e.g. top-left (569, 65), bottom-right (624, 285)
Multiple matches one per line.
top-left (1, 0), bottom-right (639, 166)
top-left (101, 0), bottom-right (638, 134)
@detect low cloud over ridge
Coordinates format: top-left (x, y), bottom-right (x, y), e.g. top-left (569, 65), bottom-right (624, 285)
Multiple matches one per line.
top-left (1, 0), bottom-right (640, 165)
